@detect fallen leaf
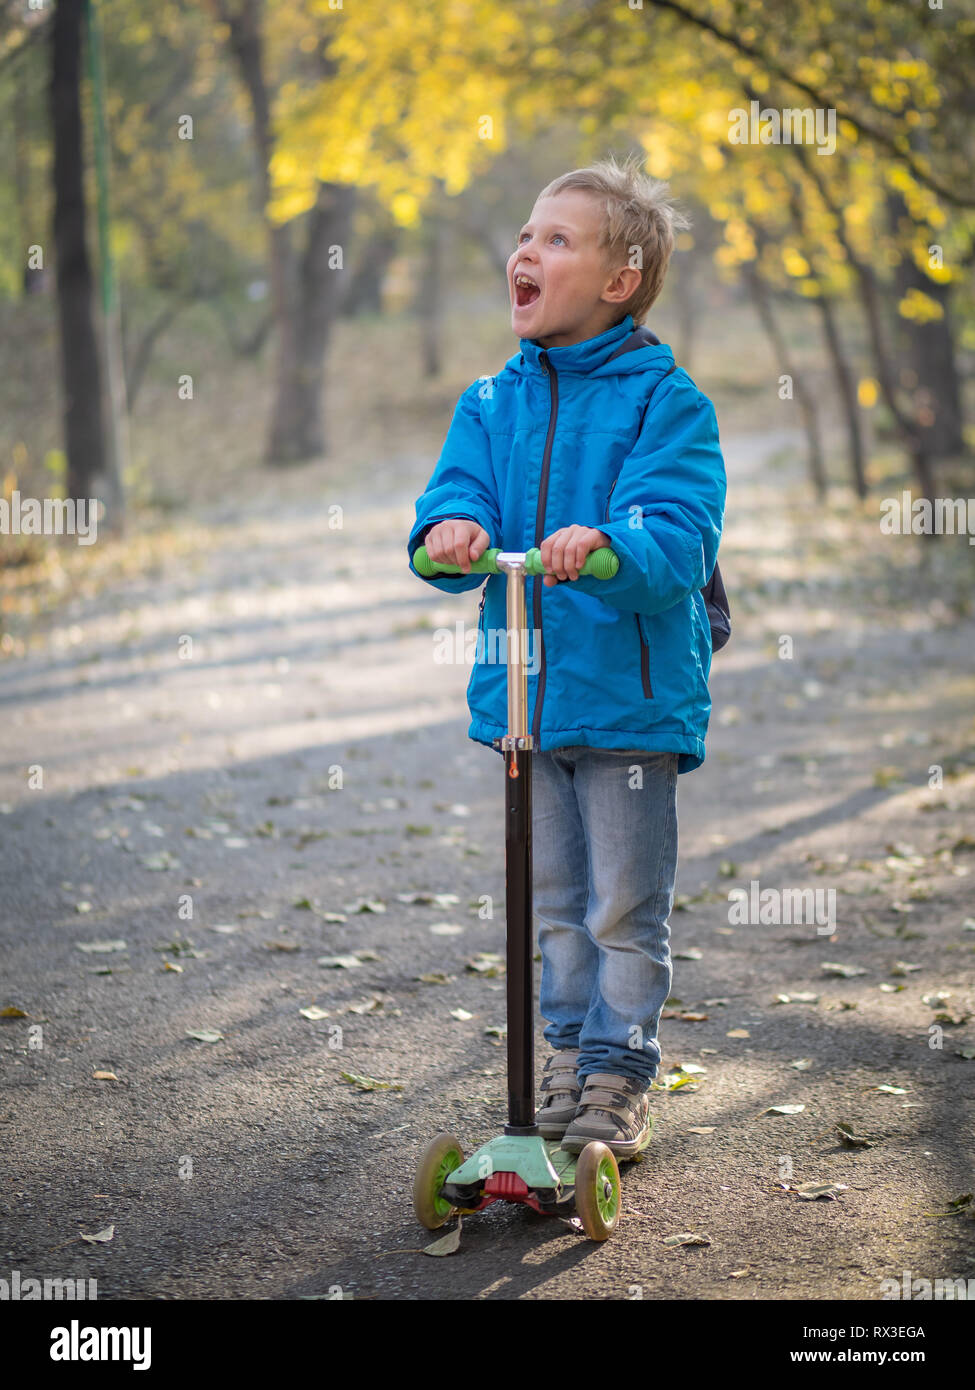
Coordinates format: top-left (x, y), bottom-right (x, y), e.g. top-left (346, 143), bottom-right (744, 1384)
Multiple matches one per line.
top-left (318, 955), bottom-right (364, 969)
top-left (429, 923), bottom-right (464, 936)
top-left (163, 961), bottom-right (183, 973)
top-left (660, 1066), bottom-right (704, 1092)
top-left (764, 1104), bottom-right (806, 1115)
top-left (423, 1219), bottom-right (462, 1256)
top-left (466, 954), bottom-right (505, 977)
top-left (92, 1071), bottom-right (119, 1082)
top-left (185, 1029), bottom-right (223, 1043)
top-left (790, 1059), bottom-right (814, 1071)
top-left (417, 972), bottom-right (453, 985)
top-left (346, 996), bottom-right (386, 1015)
top-left (792, 1181), bottom-right (848, 1200)
top-left (450, 1008), bottom-right (474, 1022)
top-left (835, 1122), bottom-right (873, 1148)
top-left (662, 1232), bottom-right (711, 1246)
top-left (726, 1028), bottom-right (750, 1038)
top-left (674, 947), bottom-right (704, 961)
top-left (265, 940), bottom-right (300, 953)
top-left (890, 960), bottom-right (923, 976)
top-left (871, 1083), bottom-right (908, 1094)
top-left (299, 1006), bottom-right (330, 1020)
top-left (933, 1009), bottom-right (972, 1026)
top-left (76, 940), bottom-right (127, 954)
top-left (821, 962), bottom-right (867, 978)
top-left (79, 1225), bottom-right (115, 1244)
top-left (687, 1126), bottom-right (715, 1135)
top-left (396, 892), bottom-right (460, 908)
top-left (0, 1006), bottom-right (28, 1018)
top-left (142, 851), bottom-right (180, 871)
top-left (340, 1071), bottom-right (404, 1092)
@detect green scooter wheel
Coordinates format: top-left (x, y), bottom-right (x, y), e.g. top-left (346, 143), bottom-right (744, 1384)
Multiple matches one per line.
top-left (575, 1142), bottom-right (621, 1241)
top-left (413, 1132), bottom-right (465, 1230)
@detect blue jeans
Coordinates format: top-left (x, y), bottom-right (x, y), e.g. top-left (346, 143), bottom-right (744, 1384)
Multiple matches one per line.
top-left (531, 746), bottom-right (679, 1086)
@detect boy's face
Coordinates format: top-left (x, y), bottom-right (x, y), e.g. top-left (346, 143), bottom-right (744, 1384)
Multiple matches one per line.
top-left (507, 190), bottom-right (640, 348)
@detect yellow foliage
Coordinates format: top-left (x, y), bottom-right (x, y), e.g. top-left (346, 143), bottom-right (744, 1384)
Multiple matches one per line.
top-left (391, 192), bottom-right (421, 227)
top-left (782, 247), bottom-right (810, 277)
top-left (858, 378), bottom-right (879, 408)
top-left (898, 288), bottom-right (944, 322)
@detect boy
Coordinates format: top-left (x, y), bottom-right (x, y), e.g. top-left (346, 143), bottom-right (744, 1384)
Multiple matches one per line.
top-left (407, 155), bottom-right (726, 1157)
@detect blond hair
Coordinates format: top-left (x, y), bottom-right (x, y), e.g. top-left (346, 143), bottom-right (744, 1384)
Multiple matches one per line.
top-left (536, 153), bottom-right (690, 324)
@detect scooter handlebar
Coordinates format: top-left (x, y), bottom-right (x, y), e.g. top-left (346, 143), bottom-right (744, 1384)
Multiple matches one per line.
top-left (413, 545), bottom-right (619, 581)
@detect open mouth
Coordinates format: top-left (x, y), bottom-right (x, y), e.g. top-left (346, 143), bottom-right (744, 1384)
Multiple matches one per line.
top-left (514, 272), bottom-right (541, 308)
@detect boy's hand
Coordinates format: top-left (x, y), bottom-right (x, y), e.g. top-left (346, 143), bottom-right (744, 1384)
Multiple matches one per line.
top-left (424, 518), bottom-right (490, 574)
top-left (539, 526), bottom-right (611, 586)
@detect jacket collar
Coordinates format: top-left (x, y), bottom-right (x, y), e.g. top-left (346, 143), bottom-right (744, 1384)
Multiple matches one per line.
top-left (518, 313), bottom-right (635, 375)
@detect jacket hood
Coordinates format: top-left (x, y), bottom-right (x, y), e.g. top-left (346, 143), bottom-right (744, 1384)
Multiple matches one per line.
top-left (507, 313), bottom-right (677, 381)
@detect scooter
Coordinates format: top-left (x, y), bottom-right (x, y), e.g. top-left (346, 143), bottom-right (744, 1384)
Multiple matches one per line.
top-left (409, 543), bottom-right (652, 1241)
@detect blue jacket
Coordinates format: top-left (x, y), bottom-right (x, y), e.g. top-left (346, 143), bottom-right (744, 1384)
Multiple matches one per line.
top-left (407, 312), bottom-right (727, 772)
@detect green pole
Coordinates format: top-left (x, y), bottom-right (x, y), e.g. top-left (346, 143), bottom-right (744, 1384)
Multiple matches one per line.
top-left (84, 0), bottom-right (127, 526)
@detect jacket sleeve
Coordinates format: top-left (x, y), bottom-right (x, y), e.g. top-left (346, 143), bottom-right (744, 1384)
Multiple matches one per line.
top-left (407, 382), bottom-right (503, 595)
top-left (571, 374), bottom-right (726, 617)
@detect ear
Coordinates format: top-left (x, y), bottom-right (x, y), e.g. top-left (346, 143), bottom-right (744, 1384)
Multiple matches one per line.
top-left (603, 263), bottom-right (642, 304)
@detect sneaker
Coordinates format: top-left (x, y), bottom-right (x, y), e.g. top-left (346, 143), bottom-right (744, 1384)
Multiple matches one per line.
top-left (534, 1049), bottom-right (582, 1138)
top-left (560, 1072), bottom-right (652, 1157)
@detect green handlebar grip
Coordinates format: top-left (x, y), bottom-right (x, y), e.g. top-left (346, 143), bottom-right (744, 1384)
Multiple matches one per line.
top-left (412, 546), bottom-right (503, 577)
top-left (413, 544), bottom-right (619, 580)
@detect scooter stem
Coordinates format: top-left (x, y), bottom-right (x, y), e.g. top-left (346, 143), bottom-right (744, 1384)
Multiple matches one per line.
top-left (495, 553), bottom-right (537, 1135)
top-left (410, 541), bottom-right (619, 1136)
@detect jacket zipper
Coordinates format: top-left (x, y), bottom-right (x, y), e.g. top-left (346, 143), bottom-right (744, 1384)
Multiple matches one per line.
top-left (475, 586), bottom-right (487, 667)
top-left (532, 352), bottom-right (559, 746)
top-left (637, 616), bottom-right (653, 698)
top-left (606, 478), bottom-right (653, 699)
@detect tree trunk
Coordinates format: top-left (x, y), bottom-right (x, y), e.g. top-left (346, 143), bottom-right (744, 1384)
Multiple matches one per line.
top-left (887, 190), bottom-right (965, 461)
top-left (339, 224), bottom-right (400, 317)
top-left (51, 0), bottom-right (106, 502)
top-left (218, 0), bottom-right (356, 465)
top-left (13, 65), bottom-right (45, 296)
top-left (850, 256), bottom-right (936, 499)
top-left (794, 146), bottom-right (939, 499)
top-left (814, 294), bottom-right (867, 498)
top-left (418, 180), bottom-right (447, 379)
top-left (744, 264), bottom-right (827, 498)
top-left (266, 181), bottom-right (356, 462)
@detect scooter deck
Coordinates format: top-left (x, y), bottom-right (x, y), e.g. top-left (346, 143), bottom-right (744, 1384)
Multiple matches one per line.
top-left (440, 1126), bottom-right (652, 1218)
